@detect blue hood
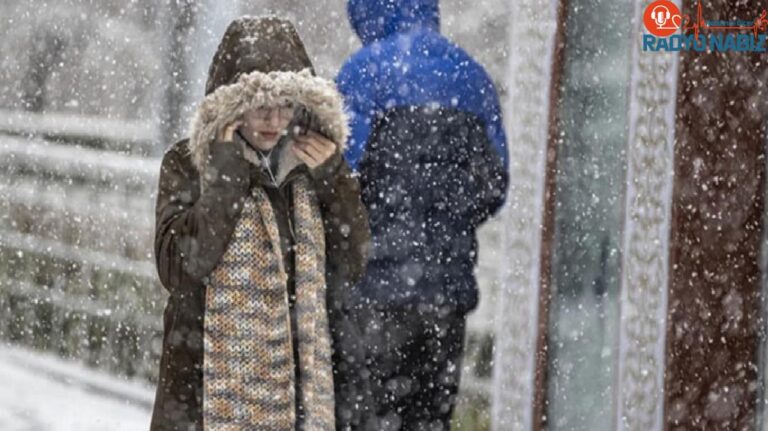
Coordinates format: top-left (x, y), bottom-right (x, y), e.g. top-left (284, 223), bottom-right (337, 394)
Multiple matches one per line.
top-left (338, 0), bottom-right (508, 172)
top-left (347, 0), bottom-right (441, 45)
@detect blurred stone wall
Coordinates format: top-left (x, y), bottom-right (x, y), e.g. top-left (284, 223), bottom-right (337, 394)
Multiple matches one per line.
top-left (0, 0), bottom-right (164, 121)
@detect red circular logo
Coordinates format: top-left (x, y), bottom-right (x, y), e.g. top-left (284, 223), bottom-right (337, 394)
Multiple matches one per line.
top-left (644, 0), bottom-right (682, 37)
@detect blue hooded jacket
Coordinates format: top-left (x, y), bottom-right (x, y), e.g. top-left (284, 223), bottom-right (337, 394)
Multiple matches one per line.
top-left (336, 0), bottom-right (509, 171)
top-left (336, 0), bottom-right (509, 312)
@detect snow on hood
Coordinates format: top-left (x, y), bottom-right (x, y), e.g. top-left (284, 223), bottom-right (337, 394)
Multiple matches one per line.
top-left (347, 0), bottom-right (441, 45)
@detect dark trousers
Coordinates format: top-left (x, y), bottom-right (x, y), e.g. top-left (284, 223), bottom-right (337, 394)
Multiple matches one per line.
top-left (354, 303), bottom-right (467, 431)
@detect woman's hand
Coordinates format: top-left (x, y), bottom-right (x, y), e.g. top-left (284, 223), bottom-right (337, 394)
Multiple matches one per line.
top-left (292, 131), bottom-right (338, 169)
top-left (217, 119), bottom-right (244, 142)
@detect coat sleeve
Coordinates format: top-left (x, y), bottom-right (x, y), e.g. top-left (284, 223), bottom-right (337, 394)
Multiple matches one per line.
top-left (476, 66), bottom-right (509, 173)
top-left (154, 139), bottom-right (251, 295)
top-left (461, 119), bottom-right (509, 227)
top-left (309, 151), bottom-right (371, 309)
top-left (423, 114), bottom-right (508, 229)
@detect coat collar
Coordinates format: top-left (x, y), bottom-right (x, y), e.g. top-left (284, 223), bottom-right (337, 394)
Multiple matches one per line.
top-left (250, 161), bottom-right (309, 190)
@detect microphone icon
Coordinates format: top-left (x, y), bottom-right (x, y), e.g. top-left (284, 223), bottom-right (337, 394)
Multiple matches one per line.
top-left (652, 5), bottom-right (672, 27)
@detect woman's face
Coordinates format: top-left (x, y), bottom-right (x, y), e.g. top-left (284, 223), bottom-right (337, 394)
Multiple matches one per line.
top-left (239, 106), bottom-right (294, 151)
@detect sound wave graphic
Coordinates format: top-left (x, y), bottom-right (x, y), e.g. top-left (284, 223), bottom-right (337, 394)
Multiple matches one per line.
top-left (682, 0), bottom-right (768, 38)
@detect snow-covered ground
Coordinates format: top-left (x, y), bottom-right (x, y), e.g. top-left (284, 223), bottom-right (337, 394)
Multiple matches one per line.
top-left (0, 343), bottom-right (153, 431)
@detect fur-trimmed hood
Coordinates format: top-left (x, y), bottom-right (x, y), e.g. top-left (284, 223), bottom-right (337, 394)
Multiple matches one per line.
top-left (185, 16), bottom-right (350, 184)
top-left (187, 67), bottom-right (350, 183)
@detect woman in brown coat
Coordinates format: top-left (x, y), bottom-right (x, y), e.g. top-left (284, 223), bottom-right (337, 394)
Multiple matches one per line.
top-left (150, 16), bottom-right (372, 431)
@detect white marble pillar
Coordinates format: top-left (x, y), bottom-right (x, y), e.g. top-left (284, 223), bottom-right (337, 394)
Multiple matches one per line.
top-left (491, 1), bottom-right (560, 429)
top-left (614, 1), bottom-right (679, 430)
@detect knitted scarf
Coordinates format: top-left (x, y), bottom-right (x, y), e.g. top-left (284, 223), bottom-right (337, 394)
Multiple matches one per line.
top-left (202, 175), bottom-right (335, 430)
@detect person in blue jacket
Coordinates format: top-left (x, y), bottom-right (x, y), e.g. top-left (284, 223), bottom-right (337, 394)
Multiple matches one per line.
top-left (336, 0), bottom-right (509, 429)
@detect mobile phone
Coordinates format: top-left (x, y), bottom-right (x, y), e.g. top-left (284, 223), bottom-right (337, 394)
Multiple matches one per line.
top-left (283, 104), bottom-right (329, 141)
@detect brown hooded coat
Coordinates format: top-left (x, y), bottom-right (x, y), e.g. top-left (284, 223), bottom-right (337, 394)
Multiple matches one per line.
top-left (150, 16), bottom-right (372, 430)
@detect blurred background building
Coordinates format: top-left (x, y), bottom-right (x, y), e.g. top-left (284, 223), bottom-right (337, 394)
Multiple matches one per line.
top-left (2, 0), bottom-right (768, 430)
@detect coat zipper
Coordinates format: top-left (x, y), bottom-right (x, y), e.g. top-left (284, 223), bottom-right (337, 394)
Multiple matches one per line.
top-left (277, 174), bottom-right (298, 243)
top-left (260, 158), bottom-right (299, 244)
top-left (266, 169), bottom-right (301, 403)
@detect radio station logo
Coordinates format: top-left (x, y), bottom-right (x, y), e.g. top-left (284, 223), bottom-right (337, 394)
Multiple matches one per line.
top-left (644, 0), bottom-right (683, 37)
top-left (642, 0), bottom-right (768, 52)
